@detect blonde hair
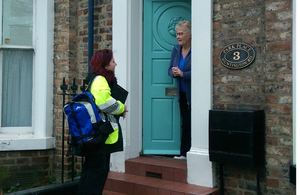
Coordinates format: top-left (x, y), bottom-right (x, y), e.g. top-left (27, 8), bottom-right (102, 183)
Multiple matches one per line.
top-left (175, 20), bottom-right (191, 35)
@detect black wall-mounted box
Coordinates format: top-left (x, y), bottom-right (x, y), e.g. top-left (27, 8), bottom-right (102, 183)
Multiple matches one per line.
top-left (209, 110), bottom-right (265, 167)
top-left (290, 165), bottom-right (296, 185)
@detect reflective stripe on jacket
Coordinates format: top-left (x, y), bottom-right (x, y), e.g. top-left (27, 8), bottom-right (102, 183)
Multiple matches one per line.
top-left (90, 75), bottom-right (125, 144)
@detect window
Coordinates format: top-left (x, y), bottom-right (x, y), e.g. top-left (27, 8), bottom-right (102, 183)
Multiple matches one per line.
top-left (0, 0), bottom-right (55, 151)
top-left (1, 0), bottom-right (33, 127)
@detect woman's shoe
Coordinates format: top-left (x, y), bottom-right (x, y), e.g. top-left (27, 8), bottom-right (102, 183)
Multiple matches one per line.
top-left (174, 156), bottom-right (187, 160)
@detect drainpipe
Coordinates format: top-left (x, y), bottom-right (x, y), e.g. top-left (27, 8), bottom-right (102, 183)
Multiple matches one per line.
top-left (88, 0), bottom-right (94, 73)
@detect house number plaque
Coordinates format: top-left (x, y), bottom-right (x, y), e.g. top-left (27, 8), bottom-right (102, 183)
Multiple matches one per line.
top-left (219, 43), bottom-right (256, 70)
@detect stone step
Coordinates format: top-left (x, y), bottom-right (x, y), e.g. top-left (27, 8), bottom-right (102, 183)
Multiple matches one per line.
top-left (104, 171), bottom-right (219, 195)
top-left (125, 156), bottom-right (187, 183)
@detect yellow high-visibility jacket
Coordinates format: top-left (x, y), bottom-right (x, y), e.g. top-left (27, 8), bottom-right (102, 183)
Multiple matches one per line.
top-left (90, 75), bottom-right (125, 144)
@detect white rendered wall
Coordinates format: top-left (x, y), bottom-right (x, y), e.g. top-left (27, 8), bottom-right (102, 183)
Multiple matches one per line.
top-left (112, 0), bottom-right (143, 172)
top-left (111, 0), bottom-right (126, 172)
top-left (112, 0), bottom-right (216, 187)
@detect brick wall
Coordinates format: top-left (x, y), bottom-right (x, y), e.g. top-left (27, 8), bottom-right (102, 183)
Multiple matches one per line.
top-left (0, 150), bottom-right (53, 191)
top-left (213, 0), bottom-right (294, 194)
top-left (53, 0), bottom-right (113, 180)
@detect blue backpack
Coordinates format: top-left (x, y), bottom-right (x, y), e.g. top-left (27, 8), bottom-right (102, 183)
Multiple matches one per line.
top-left (64, 79), bottom-right (113, 157)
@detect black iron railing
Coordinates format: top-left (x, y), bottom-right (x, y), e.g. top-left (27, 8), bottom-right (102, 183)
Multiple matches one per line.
top-left (59, 77), bottom-right (87, 183)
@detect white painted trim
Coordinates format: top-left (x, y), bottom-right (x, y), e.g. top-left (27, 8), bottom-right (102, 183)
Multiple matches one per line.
top-left (125, 0), bottom-right (143, 160)
top-left (0, 137), bottom-right (55, 151)
top-left (112, 0), bottom-right (143, 172)
top-left (34, 0), bottom-right (54, 138)
top-left (112, 0), bottom-right (128, 172)
top-left (187, 148), bottom-right (216, 187)
top-left (187, 0), bottom-right (216, 187)
top-left (0, 0), bottom-right (55, 151)
top-left (292, 0), bottom-right (298, 168)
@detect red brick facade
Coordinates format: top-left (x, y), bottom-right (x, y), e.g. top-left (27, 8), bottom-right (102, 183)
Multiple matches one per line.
top-left (213, 0), bottom-right (294, 194)
top-left (53, 0), bottom-right (113, 179)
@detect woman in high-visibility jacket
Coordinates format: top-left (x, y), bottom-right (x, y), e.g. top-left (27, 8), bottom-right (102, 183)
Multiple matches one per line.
top-left (77, 49), bottom-right (128, 195)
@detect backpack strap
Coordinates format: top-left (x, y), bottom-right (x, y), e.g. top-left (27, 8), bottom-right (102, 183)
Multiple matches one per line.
top-left (70, 103), bottom-right (83, 138)
top-left (85, 73), bottom-right (98, 92)
top-left (66, 102), bottom-right (84, 157)
top-left (85, 74), bottom-right (108, 118)
top-left (66, 139), bottom-right (73, 157)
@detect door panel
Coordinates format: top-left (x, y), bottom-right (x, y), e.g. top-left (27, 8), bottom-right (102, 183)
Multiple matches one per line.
top-left (143, 0), bottom-right (191, 155)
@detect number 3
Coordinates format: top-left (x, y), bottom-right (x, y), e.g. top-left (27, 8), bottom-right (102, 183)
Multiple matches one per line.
top-left (233, 52), bottom-right (240, 60)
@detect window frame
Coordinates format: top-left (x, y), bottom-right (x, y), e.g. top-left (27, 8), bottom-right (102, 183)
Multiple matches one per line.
top-left (0, 0), bottom-right (55, 151)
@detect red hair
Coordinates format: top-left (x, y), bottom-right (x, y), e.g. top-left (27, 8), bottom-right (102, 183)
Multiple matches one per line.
top-left (90, 49), bottom-right (116, 84)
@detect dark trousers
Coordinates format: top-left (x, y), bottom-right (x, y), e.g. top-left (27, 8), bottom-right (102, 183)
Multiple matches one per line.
top-left (179, 92), bottom-right (191, 156)
top-left (77, 153), bottom-right (111, 195)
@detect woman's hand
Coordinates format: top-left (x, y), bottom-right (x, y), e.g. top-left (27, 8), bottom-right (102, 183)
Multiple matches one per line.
top-left (122, 105), bottom-right (128, 118)
top-left (172, 66), bottom-right (183, 77)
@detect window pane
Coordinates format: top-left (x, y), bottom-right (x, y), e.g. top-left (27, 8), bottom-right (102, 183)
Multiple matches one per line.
top-left (1, 49), bottom-right (33, 127)
top-left (2, 0), bottom-right (33, 46)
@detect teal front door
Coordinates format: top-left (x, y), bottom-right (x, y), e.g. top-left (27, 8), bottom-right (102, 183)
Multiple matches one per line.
top-left (143, 0), bottom-right (191, 155)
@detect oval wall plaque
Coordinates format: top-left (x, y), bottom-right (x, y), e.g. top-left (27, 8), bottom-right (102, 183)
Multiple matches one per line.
top-left (219, 43), bottom-right (256, 70)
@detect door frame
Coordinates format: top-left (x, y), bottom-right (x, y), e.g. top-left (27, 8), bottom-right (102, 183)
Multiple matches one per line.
top-left (112, 0), bottom-right (216, 187)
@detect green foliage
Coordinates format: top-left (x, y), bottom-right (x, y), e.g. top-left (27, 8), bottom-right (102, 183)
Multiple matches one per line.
top-left (73, 172), bottom-right (81, 178)
top-left (48, 176), bottom-right (57, 184)
top-left (3, 176), bottom-right (55, 193)
top-left (2, 173), bottom-right (80, 194)
top-left (0, 166), bottom-right (10, 187)
top-left (7, 183), bottom-right (22, 193)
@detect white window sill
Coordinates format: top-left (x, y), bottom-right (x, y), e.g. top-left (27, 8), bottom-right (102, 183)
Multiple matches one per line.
top-left (0, 137), bottom-right (55, 151)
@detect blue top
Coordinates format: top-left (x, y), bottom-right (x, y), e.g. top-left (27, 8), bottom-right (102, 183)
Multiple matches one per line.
top-left (179, 53), bottom-right (186, 92)
top-left (168, 45), bottom-right (191, 104)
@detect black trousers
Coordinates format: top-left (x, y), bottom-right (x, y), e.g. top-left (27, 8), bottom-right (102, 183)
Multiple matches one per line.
top-left (77, 153), bottom-right (111, 195)
top-left (179, 92), bottom-right (191, 156)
